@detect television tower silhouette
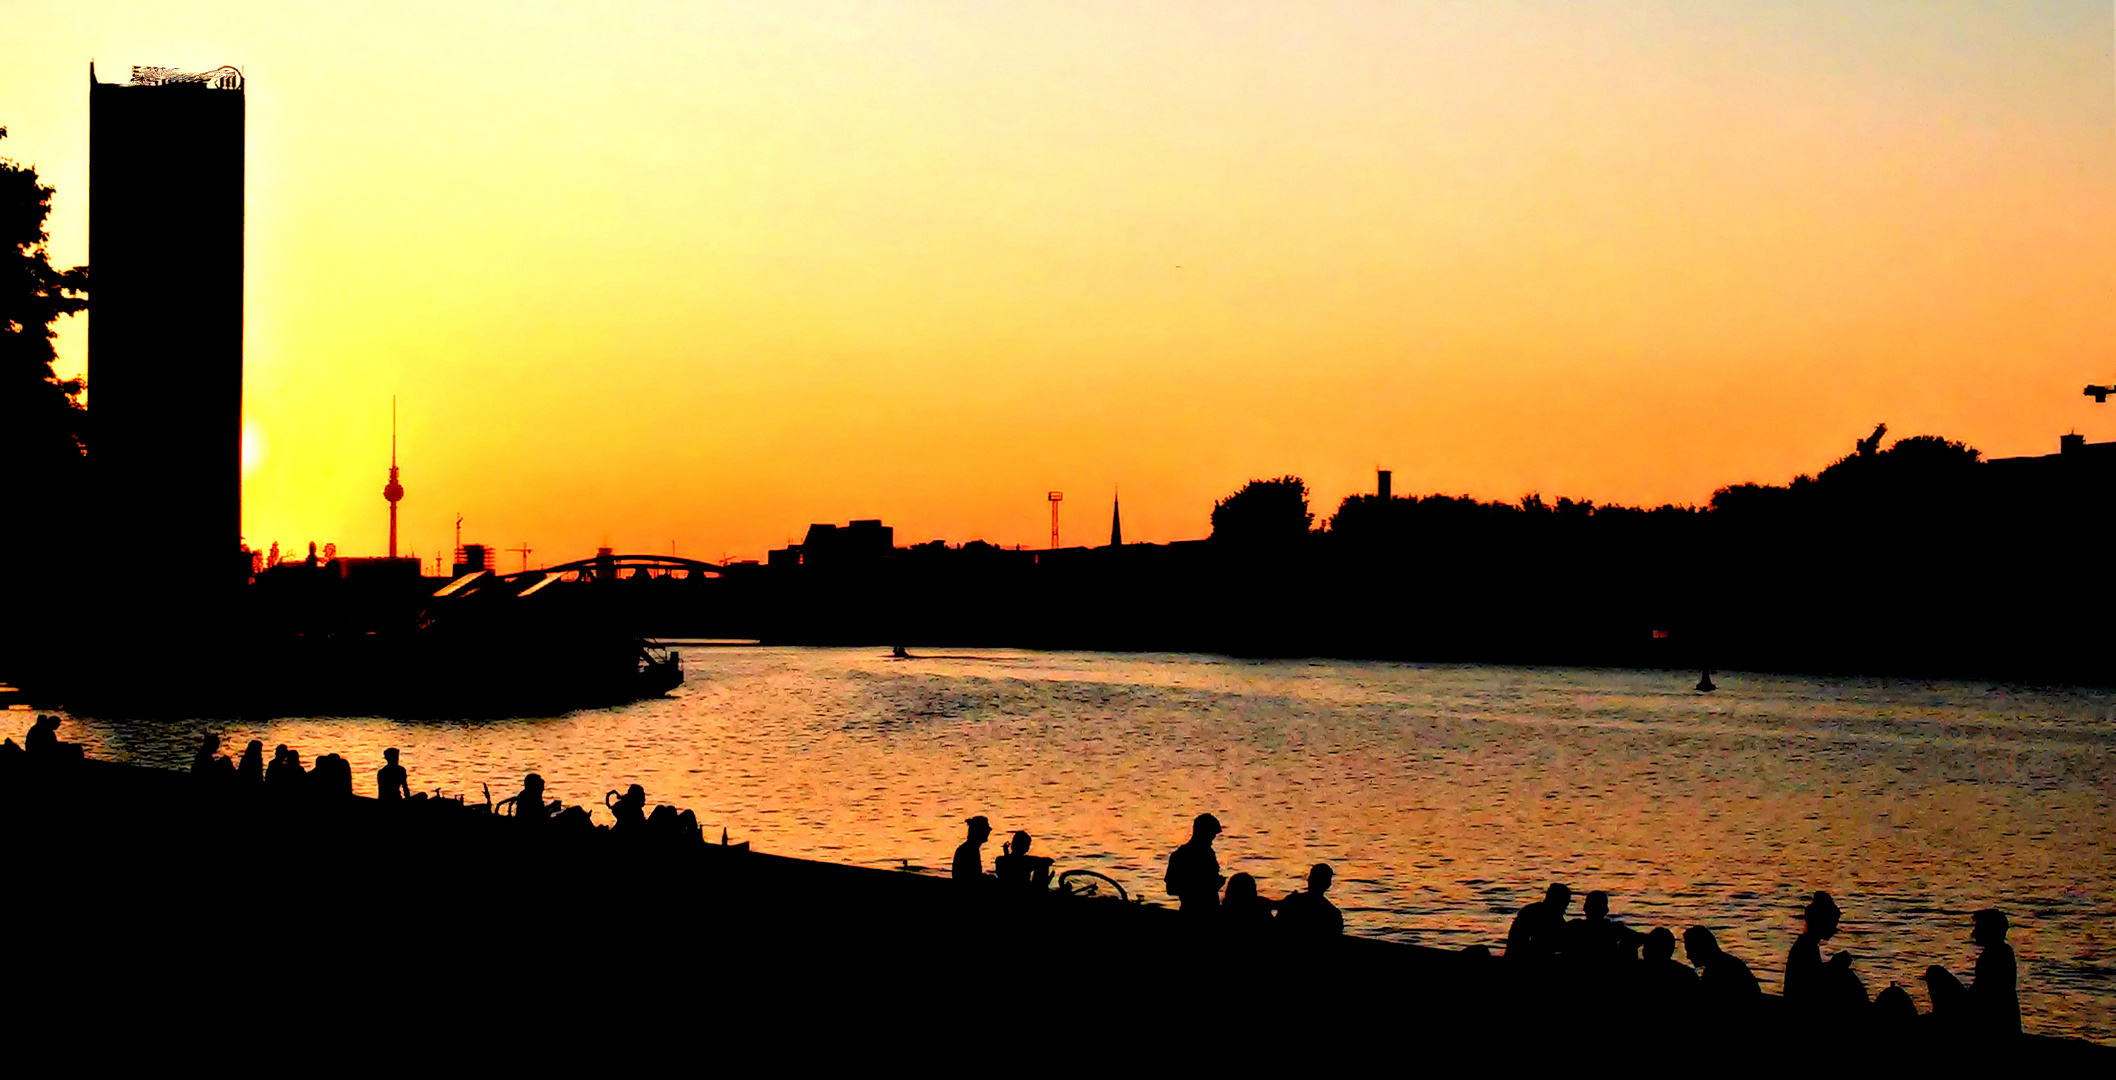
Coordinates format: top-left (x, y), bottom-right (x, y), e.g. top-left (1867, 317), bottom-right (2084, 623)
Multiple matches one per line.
top-left (1048, 491), bottom-right (1063, 549)
top-left (382, 397), bottom-right (405, 557)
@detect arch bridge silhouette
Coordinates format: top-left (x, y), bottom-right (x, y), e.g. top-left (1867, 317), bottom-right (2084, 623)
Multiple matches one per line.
top-left (497, 552), bottom-right (725, 587)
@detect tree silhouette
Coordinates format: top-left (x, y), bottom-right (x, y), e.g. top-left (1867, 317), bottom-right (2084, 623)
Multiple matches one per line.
top-left (2, 127), bottom-right (90, 483)
top-left (1211, 476), bottom-right (1313, 545)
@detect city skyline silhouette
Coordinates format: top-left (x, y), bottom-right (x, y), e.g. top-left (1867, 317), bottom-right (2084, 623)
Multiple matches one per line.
top-left (1, 3), bottom-right (2110, 566)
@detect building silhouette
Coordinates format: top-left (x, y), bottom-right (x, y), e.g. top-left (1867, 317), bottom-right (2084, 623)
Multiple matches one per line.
top-left (89, 64), bottom-right (246, 599)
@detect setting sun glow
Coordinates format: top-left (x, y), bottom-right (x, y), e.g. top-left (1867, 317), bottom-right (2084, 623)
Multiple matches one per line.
top-left (5, 2), bottom-right (2112, 563)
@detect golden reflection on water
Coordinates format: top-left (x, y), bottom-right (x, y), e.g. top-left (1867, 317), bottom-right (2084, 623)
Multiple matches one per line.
top-left (45, 648), bottom-right (2116, 1043)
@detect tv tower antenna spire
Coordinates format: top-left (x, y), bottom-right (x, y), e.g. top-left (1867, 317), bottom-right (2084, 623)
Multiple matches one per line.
top-left (383, 396), bottom-right (406, 557)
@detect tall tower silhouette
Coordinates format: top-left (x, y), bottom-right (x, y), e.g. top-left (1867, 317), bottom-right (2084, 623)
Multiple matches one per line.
top-left (1109, 490), bottom-right (1122, 547)
top-left (89, 63), bottom-right (245, 594)
top-left (382, 398), bottom-right (404, 557)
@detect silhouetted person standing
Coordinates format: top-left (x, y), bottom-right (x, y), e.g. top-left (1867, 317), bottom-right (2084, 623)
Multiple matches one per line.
top-left (1164, 813), bottom-right (1225, 913)
top-left (1277, 864), bottom-right (1343, 938)
top-left (238, 740), bottom-right (264, 785)
top-left (1506, 883), bottom-right (1572, 963)
top-left (993, 830), bottom-right (1054, 892)
top-left (1682, 927), bottom-right (1761, 1005)
top-left (1785, 891), bottom-right (1866, 1018)
top-left (377, 748), bottom-right (409, 803)
top-left (953, 816), bottom-right (992, 881)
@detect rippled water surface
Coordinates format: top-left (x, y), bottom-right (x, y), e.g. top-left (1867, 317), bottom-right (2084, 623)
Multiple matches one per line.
top-left (51, 648), bottom-right (2116, 1042)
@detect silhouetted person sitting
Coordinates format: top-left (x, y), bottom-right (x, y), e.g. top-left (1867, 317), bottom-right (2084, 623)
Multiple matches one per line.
top-left (1924, 909), bottom-right (2020, 1039)
top-left (238, 740), bottom-right (265, 785)
top-left (1785, 891), bottom-right (1867, 1018)
top-left (1221, 873), bottom-right (1274, 932)
top-left (607, 784), bottom-right (648, 834)
top-left (266, 745), bottom-right (305, 791)
top-left (645, 803), bottom-right (697, 843)
top-left (1638, 927), bottom-right (1699, 1002)
top-left (1682, 927), bottom-right (1760, 1005)
top-left (1164, 813), bottom-right (1225, 913)
top-left (25, 714), bottom-right (60, 754)
top-left (1968, 909), bottom-right (2021, 1037)
top-left (953, 816), bottom-right (992, 881)
top-left (191, 734), bottom-right (234, 779)
top-left (1567, 890), bottom-right (1643, 968)
top-left (993, 830), bottom-right (1054, 892)
top-left (1277, 863), bottom-right (1344, 938)
top-left (312, 753), bottom-right (353, 798)
top-left (1506, 883), bottom-right (1572, 963)
top-left (377, 748), bottom-right (409, 803)
top-left (1871, 983), bottom-right (1920, 1033)
top-left (510, 773), bottom-right (560, 824)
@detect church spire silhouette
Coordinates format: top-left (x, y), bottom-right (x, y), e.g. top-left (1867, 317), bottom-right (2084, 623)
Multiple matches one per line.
top-left (1110, 489), bottom-right (1123, 547)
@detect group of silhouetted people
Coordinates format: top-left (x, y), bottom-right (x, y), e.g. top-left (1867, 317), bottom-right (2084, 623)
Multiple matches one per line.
top-left (165, 730), bottom-right (711, 845)
top-left (950, 810), bottom-right (1344, 939)
top-left (1, 714), bottom-right (81, 761)
top-left (1502, 883), bottom-right (2020, 1041)
top-left (187, 734), bottom-right (356, 799)
top-left (1164, 812), bottom-right (1342, 937)
top-left (953, 816), bottom-right (1054, 892)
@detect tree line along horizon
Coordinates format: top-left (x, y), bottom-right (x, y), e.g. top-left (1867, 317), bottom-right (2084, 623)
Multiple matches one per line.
top-left (1209, 426), bottom-right (1985, 548)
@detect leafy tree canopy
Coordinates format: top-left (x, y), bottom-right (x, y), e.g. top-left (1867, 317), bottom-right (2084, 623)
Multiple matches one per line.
top-left (1211, 475), bottom-right (1313, 545)
top-left (2, 126), bottom-right (90, 475)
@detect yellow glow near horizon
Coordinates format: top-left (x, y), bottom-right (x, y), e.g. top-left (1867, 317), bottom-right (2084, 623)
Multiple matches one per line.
top-left (4, 2), bottom-right (2112, 563)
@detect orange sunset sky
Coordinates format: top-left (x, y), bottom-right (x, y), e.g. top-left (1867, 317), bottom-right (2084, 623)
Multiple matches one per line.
top-left (5, 2), bottom-right (2113, 565)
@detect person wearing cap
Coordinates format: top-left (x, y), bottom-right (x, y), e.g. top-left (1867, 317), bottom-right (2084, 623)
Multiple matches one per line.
top-left (1785, 891), bottom-right (1866, 1017)
top-left (1164, 813), bottom-right (1226, 913)
top-left (1969, 909), bottom-right (2021, 1036)
top-left (953, 816), bottom-right (993, 881)
top-left (1925, 909), bottom-right (2020, 1037)
top-left (377, 748), bottom-right (409, 803)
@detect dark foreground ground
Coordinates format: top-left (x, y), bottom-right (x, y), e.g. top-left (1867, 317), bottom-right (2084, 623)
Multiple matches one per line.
top-left (2, 753), bottom-right (2106, 1068)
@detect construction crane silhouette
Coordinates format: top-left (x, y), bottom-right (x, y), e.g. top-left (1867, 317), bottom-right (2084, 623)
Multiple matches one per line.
top-left (1048, 491), bottom-right (1063, 549)
top-left (507, 542), bottom-right (533, 572)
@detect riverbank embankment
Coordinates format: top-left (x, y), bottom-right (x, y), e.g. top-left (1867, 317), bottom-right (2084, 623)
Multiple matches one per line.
top-left (1, 751), bottom-right (2106, 1063)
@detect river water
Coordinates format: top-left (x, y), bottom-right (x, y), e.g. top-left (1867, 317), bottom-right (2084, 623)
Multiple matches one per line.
top-left (42, 647), bottom-right (2116, 1042)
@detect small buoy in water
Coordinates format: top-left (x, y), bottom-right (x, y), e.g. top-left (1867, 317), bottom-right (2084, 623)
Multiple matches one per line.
top-left (891, 644), bottom-right (910, 659)
top-left (1696, 667), bottom-right (1716, 693)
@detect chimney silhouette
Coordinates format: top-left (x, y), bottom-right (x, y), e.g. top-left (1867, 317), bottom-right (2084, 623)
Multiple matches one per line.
top-left (1377, 469), bottom-right (1392, 501)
